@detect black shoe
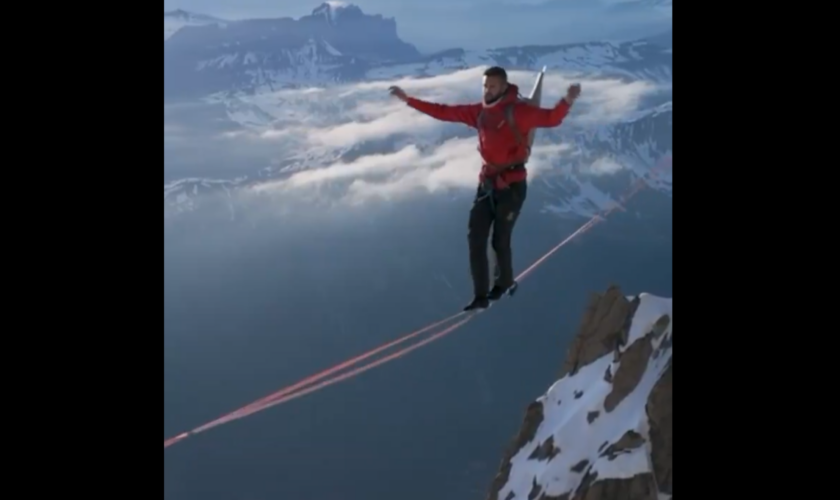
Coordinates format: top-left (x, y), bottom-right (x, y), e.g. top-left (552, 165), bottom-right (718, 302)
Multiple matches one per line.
top-left (463, 296), bottom-right (489, 311)
top-left (488, 281), bottom-right (518, 300)
top-left (488, 285), bottom-right (507, 301)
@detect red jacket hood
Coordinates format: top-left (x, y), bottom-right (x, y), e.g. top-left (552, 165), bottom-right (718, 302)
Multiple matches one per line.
top-left (483, 83), bottom-right (520, 108)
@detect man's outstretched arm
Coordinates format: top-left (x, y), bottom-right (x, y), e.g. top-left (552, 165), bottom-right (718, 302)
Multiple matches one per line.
top-left (406, 97), bottom-right (481, 126)
top-left (517, 83), bottom-right (581, 129)
top-left (390, 86), bottom-right (480, 127)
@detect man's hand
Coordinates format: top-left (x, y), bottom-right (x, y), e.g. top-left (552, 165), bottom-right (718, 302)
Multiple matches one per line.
top-left (389, 86), bottom-right (408, 102)
top-left (564, 83), bottom-right (581, 104)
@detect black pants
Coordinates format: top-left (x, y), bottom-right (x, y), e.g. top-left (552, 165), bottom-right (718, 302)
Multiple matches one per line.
top-left (467, 179), bottom-right (527, 297)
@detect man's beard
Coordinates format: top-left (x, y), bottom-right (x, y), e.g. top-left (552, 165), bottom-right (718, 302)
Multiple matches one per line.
top-left (484, 91), bottom-right (504, 105)
top-left (483, 85), bottom-right (508, 105)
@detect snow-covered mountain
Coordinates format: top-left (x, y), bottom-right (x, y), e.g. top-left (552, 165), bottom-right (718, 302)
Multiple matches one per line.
top-left (164, 9), bottom-right (225, 41)
top-left (312, 1), bottom-right (359, 24)
top-left (164, 2), bottom-right (669, 99)
top-left (487, 286), bottom-right (672, 500)
top-left (164, 3), bottom-right (420, 99)
top-left (366, 35), bottom-right (671, 82)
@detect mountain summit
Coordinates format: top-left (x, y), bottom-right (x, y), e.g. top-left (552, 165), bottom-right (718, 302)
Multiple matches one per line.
top-left (487, 286), bottom-right (672, 500)
top-left (309, 2), bottom-right (363, 25)
top-left (163, 9), bottom-right (224, 40)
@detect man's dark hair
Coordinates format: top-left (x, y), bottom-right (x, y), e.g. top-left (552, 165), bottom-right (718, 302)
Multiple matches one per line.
top-left (483, 66), bottom-right (507, 81)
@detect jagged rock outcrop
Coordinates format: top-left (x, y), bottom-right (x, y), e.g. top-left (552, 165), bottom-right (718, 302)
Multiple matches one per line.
top-left (486, 286), bottom-right (672, 500)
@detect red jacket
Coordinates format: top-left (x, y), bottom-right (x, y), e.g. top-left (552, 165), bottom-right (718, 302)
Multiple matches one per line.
top-left (406, 83), bottom-right (571, 188)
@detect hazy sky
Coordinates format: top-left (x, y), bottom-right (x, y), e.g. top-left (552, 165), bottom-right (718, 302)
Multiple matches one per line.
top-left (163, 0), bottom-right (667, 51)
top-left (163, 0), bottom-right (544, 20)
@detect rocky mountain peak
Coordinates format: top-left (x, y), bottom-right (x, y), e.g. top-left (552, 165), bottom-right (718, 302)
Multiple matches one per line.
top-left (309, 2), bottom-right (364, 25)
top-left (486, 286), bottom-right (672, 500)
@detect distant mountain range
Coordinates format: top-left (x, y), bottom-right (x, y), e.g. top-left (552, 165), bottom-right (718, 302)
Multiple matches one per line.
top-left (164, 2), bottom-right (670, 99)
top-left (164, 2), bottom-right (420, 99)
top-left (164, 9), bottom-right (225, 41)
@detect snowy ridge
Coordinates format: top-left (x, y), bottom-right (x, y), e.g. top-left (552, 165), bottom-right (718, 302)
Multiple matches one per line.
top-left (164, 177), bottom-right (245, 220)
top-left (210, 37), bottom-right (670, 130)
top-left (312, 2), bottom-right (356, 24)
top-left (366, 39), bottom-right (671, 85)
top-left (539, 103), bottom-right (672, 218)
top-left (164, 9), bottom-right (224, 41)
top-left (489, 290), bottom-right (672, 500)
top-left (164, 6), bottom-right (668, 99)
top-left (194, 38), bottom-right (349, 90)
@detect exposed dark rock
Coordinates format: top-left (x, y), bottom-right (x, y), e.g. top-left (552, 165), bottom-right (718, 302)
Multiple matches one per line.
top-left (570, 459), bottom-right (589, 473)
top-left (574, 475), bottom-right (658, 500)
top-left (599, 430), bottom-right (645, 460)
top-left (559, 286), bottom-right (639, 378)
top-left (647, 364), bottom-right (672, 495)
top-left (528, 435), bottom-right (560, 461)
top-left (573, 468), bottom-right (599, 498)
top-left (487, 401), bottom-right (545, 500)
top-left (528, 477), bottom-right (543, 500)
top-left (603, 337), bottom-right (652, 412)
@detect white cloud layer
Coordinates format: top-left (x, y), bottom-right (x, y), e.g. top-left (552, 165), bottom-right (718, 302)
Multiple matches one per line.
top-left (233, 66), bottom-right (661, 202)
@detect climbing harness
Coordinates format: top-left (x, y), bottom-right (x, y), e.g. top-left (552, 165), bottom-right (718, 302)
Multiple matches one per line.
top-left (474, 98), bottom-right (530, 215)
